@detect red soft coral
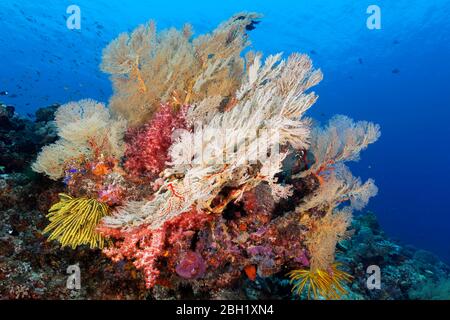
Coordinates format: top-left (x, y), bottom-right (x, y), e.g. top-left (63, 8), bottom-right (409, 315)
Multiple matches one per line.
top-left (99, 208), bottom-right (212, 288)
top-left (100, 224), bottom-right (163, 288)
top-left (124, 103), bottom-right (189, 179)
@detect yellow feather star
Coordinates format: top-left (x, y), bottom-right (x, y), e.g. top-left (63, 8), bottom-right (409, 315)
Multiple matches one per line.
top-left (43, 193), bottom-right (109, 249)
top-left (287, 263), bottom-right (353, 300)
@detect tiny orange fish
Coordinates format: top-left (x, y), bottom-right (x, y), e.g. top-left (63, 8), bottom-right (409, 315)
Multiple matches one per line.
top-left (92, 163), bottom-right (109, 176)
top-left (244, 265), bottom-right (257, 281)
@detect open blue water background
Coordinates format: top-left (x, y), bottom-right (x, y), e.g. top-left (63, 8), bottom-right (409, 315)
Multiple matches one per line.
top-left (1, 1), bottom-right (449, 262)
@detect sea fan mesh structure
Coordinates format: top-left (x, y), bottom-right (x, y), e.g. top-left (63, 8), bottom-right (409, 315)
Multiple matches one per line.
top-left (101, 13), bottom-right (261, 127)
top-left (32, 99), bottom-right (127, 180)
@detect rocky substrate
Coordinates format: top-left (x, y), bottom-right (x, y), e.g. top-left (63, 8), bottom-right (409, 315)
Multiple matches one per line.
top-left (0, 102), bottom-right (449, 300)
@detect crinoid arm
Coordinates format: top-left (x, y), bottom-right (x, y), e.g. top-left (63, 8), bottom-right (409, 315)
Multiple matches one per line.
top-left (44, 193), bottom-right (109, 249)
top-left (287, 263), bottom-right (353, 300)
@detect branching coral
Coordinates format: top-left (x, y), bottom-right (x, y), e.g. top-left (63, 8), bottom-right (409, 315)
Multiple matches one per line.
top-left (44, 193), bottom-right (109, 249)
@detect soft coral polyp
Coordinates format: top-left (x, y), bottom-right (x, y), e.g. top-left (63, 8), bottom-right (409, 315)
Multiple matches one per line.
top-left (124, 104), bottom-right (188, 179)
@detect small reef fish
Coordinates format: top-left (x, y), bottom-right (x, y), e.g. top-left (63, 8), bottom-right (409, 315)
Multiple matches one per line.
top-left (92, 163), bottom-right (109, 176)
top-left (244, 264), bottom-right (257, 281)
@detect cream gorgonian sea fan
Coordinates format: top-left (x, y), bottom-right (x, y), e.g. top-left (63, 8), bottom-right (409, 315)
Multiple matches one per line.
top-left (296, 163), bottom-right (378, 214)
top-left (298, 114), bottom-right (381, 178)
top-left (32, 99), bottom-right (127, 180)
top-left (102, 53), bottom-right (323, 230)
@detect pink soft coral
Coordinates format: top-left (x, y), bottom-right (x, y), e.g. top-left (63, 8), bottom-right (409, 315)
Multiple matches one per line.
top-left (99, 208), bottom-right (212, 288)
top-left (124, 103), bottom-right (189, 179)
top-left (100, 224), bottom-right (163, 288)
top-left (175, 251), bottom-right (207, 280)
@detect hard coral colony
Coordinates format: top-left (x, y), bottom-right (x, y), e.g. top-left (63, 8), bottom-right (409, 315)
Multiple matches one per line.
top-left (32, 13), bottom-right (380, 299)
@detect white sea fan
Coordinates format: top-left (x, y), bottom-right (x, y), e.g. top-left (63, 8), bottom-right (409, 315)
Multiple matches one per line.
top-left (104, 52), bottom-right (323, 229)
top-left (300, 115), bottom-right (381, 178)
top-left (259, 151), bottom-right (293, 202)
top-left (296, 163), bottom-right (378, 214)
top-left (171, 53), bottom-right (321, 168)
top-left (347, 178), bottom-right (378, 211)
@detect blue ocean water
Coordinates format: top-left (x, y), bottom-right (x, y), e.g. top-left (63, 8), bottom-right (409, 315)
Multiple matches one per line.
top-left (0, 0), bottom-right (449, 263)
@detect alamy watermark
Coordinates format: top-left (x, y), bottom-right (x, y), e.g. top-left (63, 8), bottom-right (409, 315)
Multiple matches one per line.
top-left (66, 264), bottom-right (81, 290)
top-left (66, 5), bottom-right (81, 30)
top-left (366, 265), bottom-right (381, 290)
top-left (64, 5), bottom-right (382, 34)
top-left (367, 5), bottom-right (382, 30)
